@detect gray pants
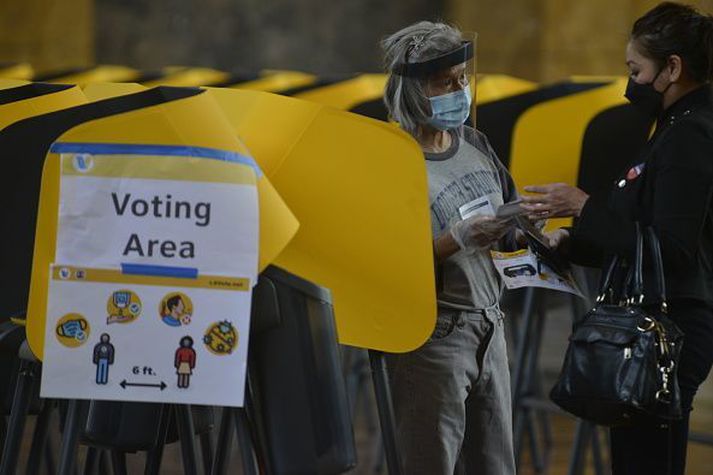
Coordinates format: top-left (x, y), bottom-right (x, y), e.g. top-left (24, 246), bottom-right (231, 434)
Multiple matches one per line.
top-left (386, 305), bottom-right (516, 475)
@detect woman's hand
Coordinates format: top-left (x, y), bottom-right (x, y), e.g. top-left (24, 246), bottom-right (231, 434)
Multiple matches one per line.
top-left (520, 183), bottom-right (590, 219)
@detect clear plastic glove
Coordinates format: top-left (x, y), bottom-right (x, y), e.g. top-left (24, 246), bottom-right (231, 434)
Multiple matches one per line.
top-left (544, 228), bottom-right (570, 250)
top-left (449, 215), bottom-right (515, 251)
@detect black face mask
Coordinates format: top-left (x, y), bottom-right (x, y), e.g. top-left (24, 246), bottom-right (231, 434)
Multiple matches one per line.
top-left (624, 68), bottom-right (669, 117)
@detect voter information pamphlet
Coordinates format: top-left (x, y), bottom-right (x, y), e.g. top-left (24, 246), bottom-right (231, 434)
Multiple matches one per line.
top-left (490, 248), bottom-right (584, 297)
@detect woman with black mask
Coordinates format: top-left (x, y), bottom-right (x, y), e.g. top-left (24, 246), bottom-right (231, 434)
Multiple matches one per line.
top-left (521, 2), bottom-right (713, 474)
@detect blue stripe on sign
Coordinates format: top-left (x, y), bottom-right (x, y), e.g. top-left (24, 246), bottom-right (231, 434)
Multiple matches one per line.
top-left (49, 142), bottom-right (262, 178)
top-left (121, 263), bottom-right (198, 279)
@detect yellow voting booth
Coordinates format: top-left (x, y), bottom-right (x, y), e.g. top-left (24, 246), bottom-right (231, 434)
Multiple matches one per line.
top-left (80, 83), bottom-right (437, 353)
top-left (477, 74), bottom-right (538, 104)
top-left (44, 66), bottom-right (142, 86)
top-left (509, 77), bottom-right (630, 230)
top-left (228, 70), bottom-right (318, 92)
top-left (292, 74), bottom-right (385, 108)
top-left (24, 88), bottom-right (298, 361)
top-left (208, 87), bottom-right (435, 353)
top-left (140, 67), bottom-right (231, 87)
top-left (292, 73), bottom-right (536, 116)
top-left (6, 86), bottom-right (368, 472)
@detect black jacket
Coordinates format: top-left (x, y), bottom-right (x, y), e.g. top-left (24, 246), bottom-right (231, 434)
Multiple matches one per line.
top-left (570, 85), bottom-right (713, 306)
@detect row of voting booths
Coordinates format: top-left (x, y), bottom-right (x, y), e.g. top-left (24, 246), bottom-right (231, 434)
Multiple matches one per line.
top-left (2, 62), bottom-right (704, 475)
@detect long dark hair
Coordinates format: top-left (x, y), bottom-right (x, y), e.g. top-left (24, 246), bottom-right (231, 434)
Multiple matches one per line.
top-left (632, 2), bottom-right (713, 83)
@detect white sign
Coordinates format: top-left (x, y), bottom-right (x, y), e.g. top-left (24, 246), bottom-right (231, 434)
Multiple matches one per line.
top-left (55, 157), bottom-right (258, 281)
top-left (40, 145), bottom-right (260, 407)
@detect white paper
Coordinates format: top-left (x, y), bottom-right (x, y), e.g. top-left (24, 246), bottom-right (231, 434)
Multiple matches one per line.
top-left (56, 175), bottom-right (258, 282)
top-left (491, 248), bottom-right (584, 297)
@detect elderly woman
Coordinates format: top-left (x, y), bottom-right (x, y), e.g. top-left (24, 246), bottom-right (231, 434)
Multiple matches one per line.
top-left (381, 21), bottom-right (517, 475)
top-left (523, 3), bottom-right (713, 474)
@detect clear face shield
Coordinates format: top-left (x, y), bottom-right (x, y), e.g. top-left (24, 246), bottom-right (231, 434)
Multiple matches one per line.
top-left (393, 33), bottom-right (478, 129)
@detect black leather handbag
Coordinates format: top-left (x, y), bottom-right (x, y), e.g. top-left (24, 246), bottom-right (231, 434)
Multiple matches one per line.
top-left (550, 224), bottom-right (684, 427)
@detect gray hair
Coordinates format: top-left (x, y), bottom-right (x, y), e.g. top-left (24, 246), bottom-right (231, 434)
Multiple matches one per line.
top-left (381, 21), bottom-right (464, 135)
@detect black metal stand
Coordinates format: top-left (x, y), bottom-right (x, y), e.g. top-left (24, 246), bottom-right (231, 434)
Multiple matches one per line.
top-left (26, 398), bottom-right (54, 475)
top-left (368, 350), bottom-right (402, 475)
top-left (82, 447), bottom-right (99, 475)
top-left (512, 289), bottom-right (553, 471)
top-left (45, 433), bottom-right (57, 474)
top-left (234, 408), bottom-right (258, 475)
top-left (110, 450), bottom-right (127, 475)
top-left (199, 430), bottom-right (214, 474)
top-left (176, 405), bottom-right (199, 475)
top-left (211, 407), bottom-right (234, 475)
top-left (0, 360), bottom-right (36, 475)
top-left (144, 404), bottom-right (170, 475)
top-left (58, 399), bottom-right (84, 475)
top-left (511, 288), bottom-right (537, 410)
top-left (100, 450), bottom-right (112, 475)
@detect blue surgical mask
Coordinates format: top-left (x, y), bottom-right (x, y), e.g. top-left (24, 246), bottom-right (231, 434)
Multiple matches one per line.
top-left (426, 87), bottom-right (472, 131)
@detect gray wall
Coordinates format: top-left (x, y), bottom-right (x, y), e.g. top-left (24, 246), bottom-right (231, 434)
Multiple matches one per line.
top-left (96, 0), bottom-right (446, 75)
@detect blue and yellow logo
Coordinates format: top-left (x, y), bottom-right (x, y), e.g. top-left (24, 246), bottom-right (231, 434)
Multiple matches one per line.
top-left (55, 313), bottom-right (91, 348)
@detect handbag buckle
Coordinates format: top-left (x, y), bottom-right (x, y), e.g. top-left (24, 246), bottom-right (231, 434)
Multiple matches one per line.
top-left (655, 388), bottom-right (672, 403)
top-left (637, 317), bottom-right (655, 332)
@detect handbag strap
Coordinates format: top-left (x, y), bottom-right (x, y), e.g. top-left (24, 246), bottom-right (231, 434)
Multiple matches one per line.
top-left (629, 223), bottom-right (668, 311)
top-left (597, 224), bottom-right (643, 304)
top-left (595, 255), bottom-right (620, 302)
top-left (645, 226), bottom-right (669, 313)
top-left (629, 222), bottom-right (645, 304)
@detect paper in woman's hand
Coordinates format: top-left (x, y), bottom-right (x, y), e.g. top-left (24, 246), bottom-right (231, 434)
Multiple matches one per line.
top-left (495, 199), bottom-right (525, 219)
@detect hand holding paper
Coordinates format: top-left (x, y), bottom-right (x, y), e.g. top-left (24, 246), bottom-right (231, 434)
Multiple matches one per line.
top-left (450, 215), bottom-right (514, 250)
top-left (495, 199), bottom-right (525, 219)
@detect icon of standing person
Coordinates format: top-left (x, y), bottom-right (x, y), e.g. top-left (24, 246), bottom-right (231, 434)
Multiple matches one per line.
top-left (175, 336), bottom-right (196, 389)
top-left (93, 333), bottom-right (115, 385)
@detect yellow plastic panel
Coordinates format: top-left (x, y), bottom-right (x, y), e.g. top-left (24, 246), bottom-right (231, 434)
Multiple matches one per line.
top-left (510, 78), bottom-right (628, 230)
top-left (229, 70), bottom-right (317, 92)
top-left (476, 74), bottom-right (538, 104)
top-left (0, 79), bottom-right (29, 89)
top-left (27, 89), bottom-right (298, 359)
top-left (48, 66), bottom-right (141, 85)
top-left (142, 67), bottom-right (231, 87)
top-left (0, 63), bottom-right (33, 80)
top-left (568, 75), bottom-right (621, 84)
top-left (293, 74), bottom-right (386, 110)
top-left (207, 87), bottom-right (436, 352)
top-left (0, 85), bottom-right (87, 130)
top-left (82, 82), bottom-right (149, 101)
